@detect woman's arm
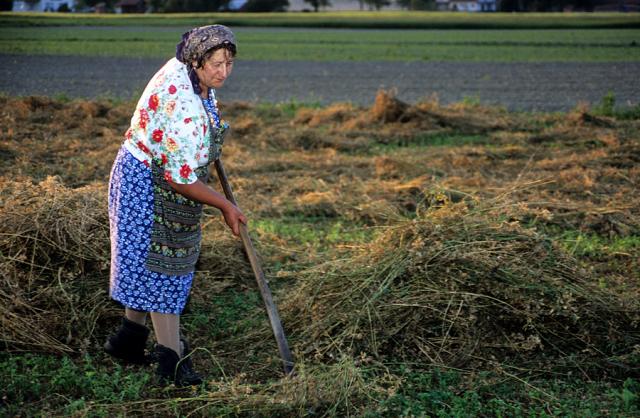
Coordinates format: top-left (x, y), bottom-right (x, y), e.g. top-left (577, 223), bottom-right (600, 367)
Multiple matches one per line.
top-left (169, 179), bottom-right (247, 235)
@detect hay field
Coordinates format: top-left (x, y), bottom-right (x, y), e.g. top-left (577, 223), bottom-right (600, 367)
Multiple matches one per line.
top-left (1, 92), bottom-right (639, 416)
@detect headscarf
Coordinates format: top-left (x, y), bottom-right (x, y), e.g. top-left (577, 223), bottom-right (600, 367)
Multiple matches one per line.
top-left (175, 25), bottom-right (236, 96)
top-left (176, 24), bottom-right (236, 66)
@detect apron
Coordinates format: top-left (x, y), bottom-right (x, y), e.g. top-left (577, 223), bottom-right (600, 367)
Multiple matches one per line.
top-left (144, 124), bottom-right (227, 275)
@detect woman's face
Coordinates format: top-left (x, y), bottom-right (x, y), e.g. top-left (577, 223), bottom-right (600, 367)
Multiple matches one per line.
top-left (194, 48), bottom-right (234, 90)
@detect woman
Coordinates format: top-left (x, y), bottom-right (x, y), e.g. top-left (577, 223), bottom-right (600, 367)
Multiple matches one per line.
top-left (104, 25), bottom-right (246, 387)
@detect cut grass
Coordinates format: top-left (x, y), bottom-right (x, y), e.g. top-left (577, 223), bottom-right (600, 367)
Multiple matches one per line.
top-left (1, 95), bottom-right (639, 416)
top-left (1, 26), bottom-right (639, 62)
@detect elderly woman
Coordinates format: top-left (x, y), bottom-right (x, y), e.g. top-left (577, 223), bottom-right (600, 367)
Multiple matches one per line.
top-left (103, 25), bottom-right (246, 387)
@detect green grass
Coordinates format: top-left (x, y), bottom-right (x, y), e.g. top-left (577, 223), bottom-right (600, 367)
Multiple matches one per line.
top-left (4, 352), bottom-right (637, 417)
top-left (373, 133), bottom-right (491, 150)
top-left (1, 352), bottom-right (153, 416)
top-left (558, 231), bottom-right (640, 258)
top-left (255, 216), bottom-right (374, 250)
top-left (1, 26), bottom-right (639, 61)
top-left (366, 366), bottom-right (640, 417)
top-left (593, 91), bottom-right (640, 119)
top-left (1, 11), bottom-right (640, 29)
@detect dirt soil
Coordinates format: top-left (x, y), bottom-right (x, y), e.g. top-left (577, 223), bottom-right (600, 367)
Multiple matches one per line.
top-left (1, 54), bottom-right (639, 111)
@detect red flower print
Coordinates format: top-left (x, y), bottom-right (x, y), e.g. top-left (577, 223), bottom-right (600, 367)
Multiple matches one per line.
top-left (148, 94), bottom-right (159, 112)
top-left (136, 141), bottom-right (150, 154)
top-left (203, 124), bottom-right (207, 135)
top-left (184, 117), bottom-right (192, 124)
top-left (139, 108), bottom-right (149, 129)
top-left (164, 171), bottom-right (173, 182)
top-left (152, 129), bottom-right (164, 143)
top-left (125, 128), bottom-right (132, 140)
top-left (168, 84), bottom-right (177, 94)
top-left (161, 153), bottom-right (168, 165)
top-left (179, 164), bottom-right (192, 179)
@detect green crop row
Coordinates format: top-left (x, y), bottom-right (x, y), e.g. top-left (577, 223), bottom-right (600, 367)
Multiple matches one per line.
top-left (1, 26), bottom-right (639, 61)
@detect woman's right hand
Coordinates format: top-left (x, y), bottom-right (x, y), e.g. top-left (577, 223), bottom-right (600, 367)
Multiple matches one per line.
top-left (222, 202), bottom-right (247, 236)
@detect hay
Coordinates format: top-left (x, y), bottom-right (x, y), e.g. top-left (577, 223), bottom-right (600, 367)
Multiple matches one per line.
top-left (0, 176), bottom-right (111, 353)
top-left (0, 176), bottom-right (256, 354)
top-left (284, 193), bottom-right (639, 374)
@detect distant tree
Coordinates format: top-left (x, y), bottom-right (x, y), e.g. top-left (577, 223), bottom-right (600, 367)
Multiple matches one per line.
top-left (500, 0), bottom-right (595, 11)
top-left (0, 0), bottom-right (13, 10)
top-left (304, 0), bottom-right (330, 12)
top-left (76, 0), bottom-right (117, 11)
top-left (396, 0), bottom-right (434, 10)
top-left (241, 0), bottom-right (288, 11)
top-left (162, 0), bottom-right (229, 12)
top-left (363, 0), bottom-right (390, 10)
top-left (499, 0), bottom-right (527, 11)
top-left (148, 0), bottom-right (166, 12)
top-left (57, 2), bottom-right (72, 11)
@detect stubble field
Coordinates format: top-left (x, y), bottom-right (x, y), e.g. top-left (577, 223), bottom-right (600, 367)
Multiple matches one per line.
top-left (1, 89), bottom-right (639, 416)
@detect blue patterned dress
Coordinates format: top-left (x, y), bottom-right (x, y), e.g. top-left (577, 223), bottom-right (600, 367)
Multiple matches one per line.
top-left (108, 147), bottom-right (195, 314)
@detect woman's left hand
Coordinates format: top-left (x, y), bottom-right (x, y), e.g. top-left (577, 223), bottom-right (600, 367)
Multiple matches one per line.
top-left (222, 202), bottom-right (247, 236)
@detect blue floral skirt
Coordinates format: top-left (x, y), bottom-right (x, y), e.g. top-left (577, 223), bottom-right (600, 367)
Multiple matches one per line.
top-left (108, 146), bottom-right (194, 314)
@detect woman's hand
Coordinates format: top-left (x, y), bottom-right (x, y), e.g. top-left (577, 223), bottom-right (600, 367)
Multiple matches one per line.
top-left (222, 202), bottom-right (247, 236)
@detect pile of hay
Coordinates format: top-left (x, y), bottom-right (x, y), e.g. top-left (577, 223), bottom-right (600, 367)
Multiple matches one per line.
top-left (0, 176), bottom-right (110, 353)
top-left (0, 176), bottom-right (255, 354)
top-left (284, 192), bottom-right (639, 375)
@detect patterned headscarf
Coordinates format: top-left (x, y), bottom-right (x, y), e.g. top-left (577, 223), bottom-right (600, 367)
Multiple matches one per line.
top-left (176, 24), bottom-right (236, 66)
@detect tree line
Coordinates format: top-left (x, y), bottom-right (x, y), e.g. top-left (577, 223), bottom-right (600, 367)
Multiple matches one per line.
top-left (13, 0), bottom-right (621, 13)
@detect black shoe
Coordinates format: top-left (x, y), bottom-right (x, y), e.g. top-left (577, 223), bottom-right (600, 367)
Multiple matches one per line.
top-left (103, 317), bottom-right (150, 365)
top-left (154, 342), bottom-right (203, 387)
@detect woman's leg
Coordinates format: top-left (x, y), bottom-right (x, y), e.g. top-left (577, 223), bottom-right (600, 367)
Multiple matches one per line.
top-left (150, 312), bottom-right (181, 356)
top-left (150, 312), bottom-right (202, 386)
top-left (104, 308), bottom-right (150, 364)
top-left (125, 308), bottom-right (148, 326)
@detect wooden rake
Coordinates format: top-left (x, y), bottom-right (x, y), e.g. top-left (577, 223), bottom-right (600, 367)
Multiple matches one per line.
top-left (214, 158), bottom-right (295, 376)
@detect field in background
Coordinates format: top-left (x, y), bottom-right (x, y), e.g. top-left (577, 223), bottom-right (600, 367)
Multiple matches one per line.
top-left (1, 25), bottom-right (640, 61)
top-left (2, 11), bottom-right (640, 29)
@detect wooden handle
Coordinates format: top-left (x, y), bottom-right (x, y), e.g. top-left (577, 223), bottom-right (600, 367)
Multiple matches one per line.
top-left (214, 159), bottom-right (294, 375)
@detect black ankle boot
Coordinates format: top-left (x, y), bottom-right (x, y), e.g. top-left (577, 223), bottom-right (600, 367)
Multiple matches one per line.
top-left (103, 317), bottom-right (150, 364)
top-left (154, 341), bottom-right (203, 387)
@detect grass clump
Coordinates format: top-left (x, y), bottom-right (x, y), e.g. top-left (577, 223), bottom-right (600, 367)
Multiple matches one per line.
top-left (285, 191), bottom-right (639, 376)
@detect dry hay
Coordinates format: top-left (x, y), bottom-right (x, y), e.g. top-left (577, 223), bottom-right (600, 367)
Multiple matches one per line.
top-left (284, 193), bottom-right (640, 375)
top-left (0, 176), bottom-right (256, 354)
top-left (0, 96), bottom-right (129, 186)
top-left (293, 90), bottom-right (510, 137)
top-left (0, 176), bottom-right (110, 353)
top-left (294, 103), bottom-right (357, 128)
